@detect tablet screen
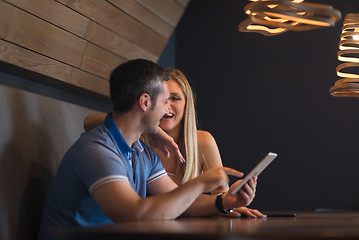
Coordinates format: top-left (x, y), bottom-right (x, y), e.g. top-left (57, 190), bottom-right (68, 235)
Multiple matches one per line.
top-left (231, 152), bottom-right (277, 194)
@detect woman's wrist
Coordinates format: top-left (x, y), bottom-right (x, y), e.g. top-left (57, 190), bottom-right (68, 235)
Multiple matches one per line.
top-left (215, 193), bottom-right (234, 214)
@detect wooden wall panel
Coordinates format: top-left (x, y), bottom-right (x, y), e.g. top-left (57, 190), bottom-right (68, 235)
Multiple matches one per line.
top-left (136, 0), bottom-right (185, 27)
top-left (67, 0), bottom-right (166, 56)
top-left (5, 0), bottom-right (89, 37)
top-left (81, 43), bottom-right (126, 79)
top-left (108, 0), bottom-right (173, 39)
top-left (0, 39), bottom-right (109, 96)
top-left (0, 1), bottom-right (86, 67)
top-left (56, 0), bottom-right (68, 4)
top-left (175, 0), bottom-right (191, 8)
top-left (0, 0), bottom-right (190, 98)
top-left (85, 21), bottom-right (158, 63)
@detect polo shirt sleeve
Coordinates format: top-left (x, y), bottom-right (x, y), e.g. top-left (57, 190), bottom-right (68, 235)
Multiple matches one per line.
top-left (141, 143), bottom-right (167, 184)
top-left (74, 139), bottom-right (130, 194)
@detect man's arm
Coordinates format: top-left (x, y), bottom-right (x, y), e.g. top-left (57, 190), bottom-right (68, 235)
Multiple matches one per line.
top-left (84, 113), bottom-right (106, 131)
top-left (182, 170), bottom-right (258, 217)
top-left (92, 166), bottom-right (245, 222)
top-left (92, 174), bottom-right (208, 222)
top-left (149, 167), bottom-right (257, 218)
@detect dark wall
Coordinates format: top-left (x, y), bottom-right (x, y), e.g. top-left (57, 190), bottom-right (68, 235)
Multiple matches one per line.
top-left (175, 0), bottom-right (359, 211)
top-left (0, 71), bottom-right (111, 240)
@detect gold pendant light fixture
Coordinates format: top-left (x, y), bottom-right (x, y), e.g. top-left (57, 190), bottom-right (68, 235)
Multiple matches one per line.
top-left (238, 0), bottom-right (342, 36)
top-left (330, 14), bottom-right (359, 97)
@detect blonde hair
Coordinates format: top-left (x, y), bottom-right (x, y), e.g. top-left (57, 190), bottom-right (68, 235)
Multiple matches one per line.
top-left (166, 69), bottom-right (199, 184)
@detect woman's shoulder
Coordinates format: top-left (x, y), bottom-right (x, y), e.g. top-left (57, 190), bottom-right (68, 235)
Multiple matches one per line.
top-left (196, 130), bottom-right (222, 170)
top-left (197, 130), bottom-right (217, 148)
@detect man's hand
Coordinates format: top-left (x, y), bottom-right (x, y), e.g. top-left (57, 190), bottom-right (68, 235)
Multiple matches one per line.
top-left (222, 177), bottom-right (257, 209)
top-left (193, 166), bottom-right (243, 194)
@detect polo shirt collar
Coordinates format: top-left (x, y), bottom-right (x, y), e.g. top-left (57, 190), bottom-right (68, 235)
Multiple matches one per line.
top-left (104, 113), bottom-right (143, 159)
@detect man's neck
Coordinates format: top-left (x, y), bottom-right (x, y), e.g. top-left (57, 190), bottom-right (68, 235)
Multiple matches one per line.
top-left (111, 111), bottom-right (142, 147)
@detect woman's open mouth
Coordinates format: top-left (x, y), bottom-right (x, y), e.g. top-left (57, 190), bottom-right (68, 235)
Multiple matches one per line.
top-left (162, 113), bottom-right (174, 119)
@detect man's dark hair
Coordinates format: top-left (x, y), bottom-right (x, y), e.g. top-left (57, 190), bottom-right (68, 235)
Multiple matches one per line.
top-left (110, 59), bottom-right (170, 113)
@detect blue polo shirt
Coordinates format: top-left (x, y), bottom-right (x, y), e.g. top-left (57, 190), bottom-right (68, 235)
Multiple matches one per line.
top-left (38, 113), bottom-right (167, 240)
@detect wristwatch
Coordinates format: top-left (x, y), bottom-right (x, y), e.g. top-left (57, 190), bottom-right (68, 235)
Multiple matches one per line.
top-left (215, 193), bottom-right (234, 214)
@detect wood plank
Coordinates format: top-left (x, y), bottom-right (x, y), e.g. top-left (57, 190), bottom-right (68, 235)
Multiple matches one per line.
top-left (0, 1), bottom-right (86, 67)
top-left (85, 21), bottom-right (158, 63)
top-left (175, 0), bottom-right (190, 8)
top-left (5, 0), bottom-right (89, 37)
top-left (55, 0), bottom-right (68, 4)
top-left (67, 0), bottom-right (167, 56)
top-left (81, 43), bottom-right (126, 79)
top-left (0, 39), bottom-right (109, 96)
top-left (108, 0), bottom-right (174, 39)
top-left (136, 0), bottom-right (184, 27)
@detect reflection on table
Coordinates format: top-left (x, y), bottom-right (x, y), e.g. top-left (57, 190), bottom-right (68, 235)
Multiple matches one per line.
top-left (58, 211), bottom-right (359, 240)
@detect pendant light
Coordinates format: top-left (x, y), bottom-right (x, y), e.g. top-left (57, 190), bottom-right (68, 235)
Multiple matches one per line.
top-left (238, 0), bottom-right (341, 36)
top-left (330, 14), bottom-right (359, 97)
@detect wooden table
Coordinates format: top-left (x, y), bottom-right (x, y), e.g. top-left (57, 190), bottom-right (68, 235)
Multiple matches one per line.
top-left (58, 211), bottom-right (359, 240)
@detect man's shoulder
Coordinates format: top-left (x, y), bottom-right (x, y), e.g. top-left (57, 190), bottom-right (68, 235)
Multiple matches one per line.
top-left (136, 140), bottom-right (160, 162)
top-left (62, 123), bottom-right (124, 171)
top-left (73, 123), bottom-right (117, 154)
top-left (138, 139), bottom-right (156, 155)
top-left (81, 123), bottom-right (111, 140)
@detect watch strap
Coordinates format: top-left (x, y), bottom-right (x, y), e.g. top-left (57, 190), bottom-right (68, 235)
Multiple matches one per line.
top-left (215, 193), bottom-right (234, 214)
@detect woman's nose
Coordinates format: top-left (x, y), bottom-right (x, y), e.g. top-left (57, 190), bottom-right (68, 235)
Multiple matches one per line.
top-left (165, 103), bottom-right (171, 113)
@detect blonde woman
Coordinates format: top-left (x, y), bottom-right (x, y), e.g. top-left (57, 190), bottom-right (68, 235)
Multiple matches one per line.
top-left (84, 69), bottom-right (263, 218)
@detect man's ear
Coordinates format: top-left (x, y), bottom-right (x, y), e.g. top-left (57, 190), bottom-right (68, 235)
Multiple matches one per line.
top-left (138, 93), bottom-right (152, 111)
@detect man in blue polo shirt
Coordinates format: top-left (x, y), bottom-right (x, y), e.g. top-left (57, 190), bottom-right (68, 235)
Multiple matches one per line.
top-left (38, 59), bottom-right (258, 240)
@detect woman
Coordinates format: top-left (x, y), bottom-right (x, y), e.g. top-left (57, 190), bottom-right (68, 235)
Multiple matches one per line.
top-left (84, 69), bottom-right (263, 218)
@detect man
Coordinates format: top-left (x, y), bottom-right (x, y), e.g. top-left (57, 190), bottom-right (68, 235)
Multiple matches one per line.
top-left (38, 59), bottom-right (257, 240)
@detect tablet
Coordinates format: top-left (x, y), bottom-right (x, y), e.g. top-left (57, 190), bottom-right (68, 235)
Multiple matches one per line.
top-left (231, 152), bottom-right (277, 194)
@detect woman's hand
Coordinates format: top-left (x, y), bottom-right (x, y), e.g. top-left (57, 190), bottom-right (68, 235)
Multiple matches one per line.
top-left (224, 207), bottom-right (265, 218)
top-left (150, 127), bottom-right (185, 163)
top-left (222, 177), bottom-right (257, 209)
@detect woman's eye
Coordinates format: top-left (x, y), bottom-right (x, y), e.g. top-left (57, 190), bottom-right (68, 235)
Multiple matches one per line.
top-left (170, 96), bottom-right (181, 101)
